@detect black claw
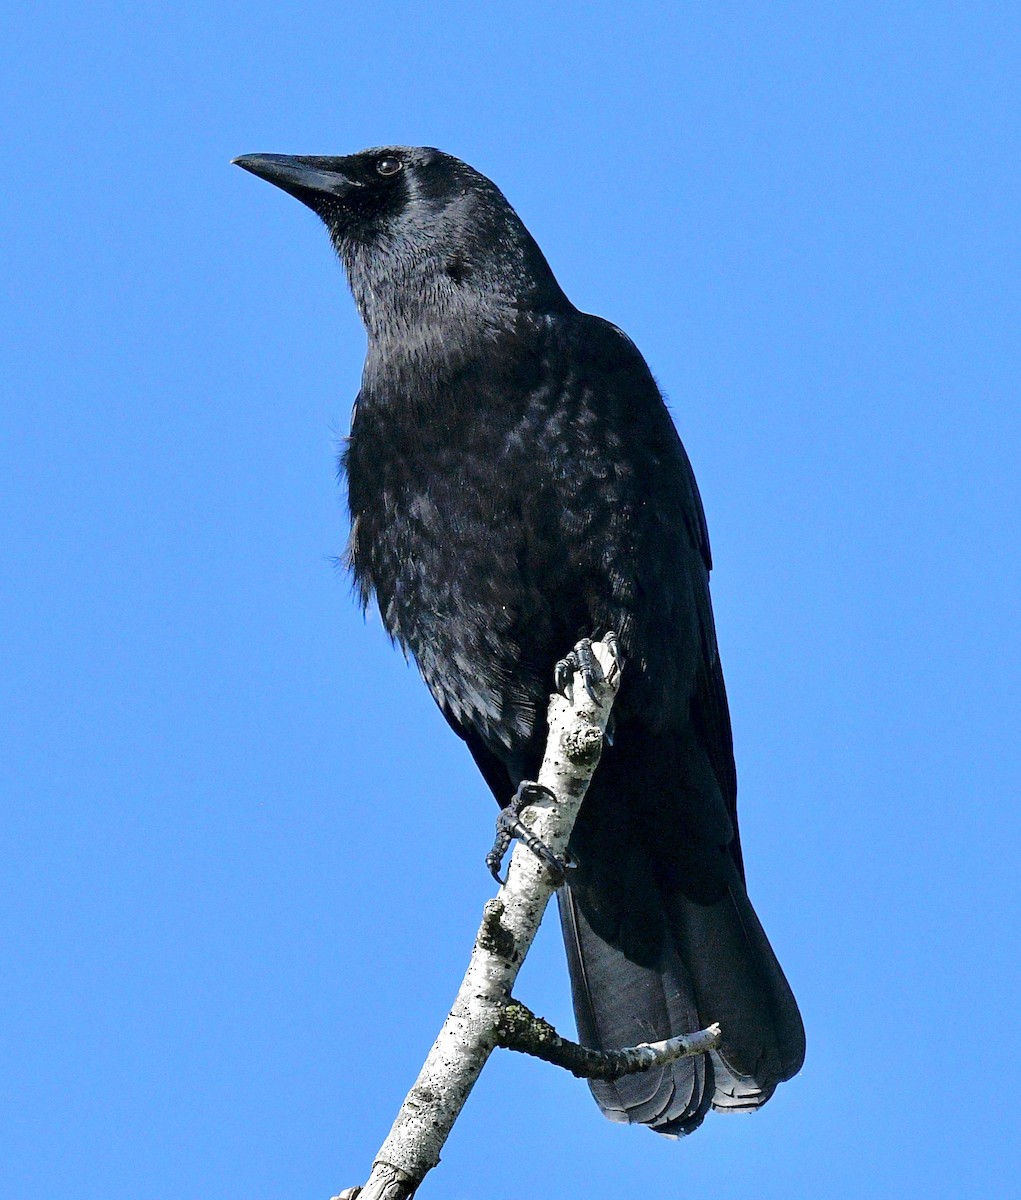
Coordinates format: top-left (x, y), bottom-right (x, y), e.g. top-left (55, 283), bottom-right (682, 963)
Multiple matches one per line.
top-left (554, 655), bottom-right (575, 701)
top-left (603, 629), bottom-right (623, 681)
top-left (555, 636), bottom-right (611, 705)
top-left (486, 833), bottom-right (513, 885)
top-left (486, 781), bottom-right (563, 884)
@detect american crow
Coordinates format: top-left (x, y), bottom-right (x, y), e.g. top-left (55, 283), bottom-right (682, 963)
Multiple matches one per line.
top-left (234, 147), bottom-right (805, 1135)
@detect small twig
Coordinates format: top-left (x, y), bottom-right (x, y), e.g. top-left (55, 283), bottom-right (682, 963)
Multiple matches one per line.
top-left (495, 999), bottom-right (721, 1081)
top-left (334, 638), bottom-right (620, 1200)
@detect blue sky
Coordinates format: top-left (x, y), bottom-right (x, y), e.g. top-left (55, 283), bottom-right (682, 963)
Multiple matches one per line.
top-left (2, 3), bottom-right (1018, 1197)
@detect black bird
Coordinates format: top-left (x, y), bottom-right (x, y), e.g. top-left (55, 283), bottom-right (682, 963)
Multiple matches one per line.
top-left (234, 147), bottom-right (805, 1135)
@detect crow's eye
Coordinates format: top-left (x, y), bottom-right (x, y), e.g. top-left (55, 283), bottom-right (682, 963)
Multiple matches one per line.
top-left (376, 156), bottom-right (403, 176)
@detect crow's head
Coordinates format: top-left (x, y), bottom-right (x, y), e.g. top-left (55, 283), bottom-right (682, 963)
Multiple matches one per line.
top-left (233, 146), bottom-right (568, 344)
top-left (234, 147), bottom-right (486, 245)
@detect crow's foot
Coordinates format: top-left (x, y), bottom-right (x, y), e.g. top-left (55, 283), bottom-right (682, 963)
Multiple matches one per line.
top-left (486, 781), bottom-right (565, 886)
top-left (554, 632), bottom-right (622, 704)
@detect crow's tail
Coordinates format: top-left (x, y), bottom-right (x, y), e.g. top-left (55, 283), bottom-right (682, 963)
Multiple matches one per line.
top-left (558, 863), bottom-right (804, 1135)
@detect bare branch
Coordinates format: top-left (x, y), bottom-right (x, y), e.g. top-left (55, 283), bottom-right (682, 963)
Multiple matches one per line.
top-left (495, 1000), bottom-right (722, 1081)
top-left (334, 638), bottom-right (620, 1200)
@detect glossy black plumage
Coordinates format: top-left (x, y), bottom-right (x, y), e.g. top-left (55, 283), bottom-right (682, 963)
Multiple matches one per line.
top-left (234, 146), bottom-right (805, 1134)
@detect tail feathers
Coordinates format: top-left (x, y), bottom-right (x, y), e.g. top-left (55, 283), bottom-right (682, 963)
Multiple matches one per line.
top-left (709, 1050), bottom-right (776, 1112)
top-left (558, 887), bottom-right (713, 1136)
top-left (559, 878), bottom-right (804, 1133)
top-left (664, 881), bottom-right (805, 1112)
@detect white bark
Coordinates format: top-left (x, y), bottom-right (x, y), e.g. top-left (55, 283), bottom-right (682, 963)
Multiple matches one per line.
top-left (335, 639), bottom-right (620, 1200)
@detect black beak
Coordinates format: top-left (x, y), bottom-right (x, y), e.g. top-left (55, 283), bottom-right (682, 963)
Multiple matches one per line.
top-left (232, 154), bottom-right (359, 208)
